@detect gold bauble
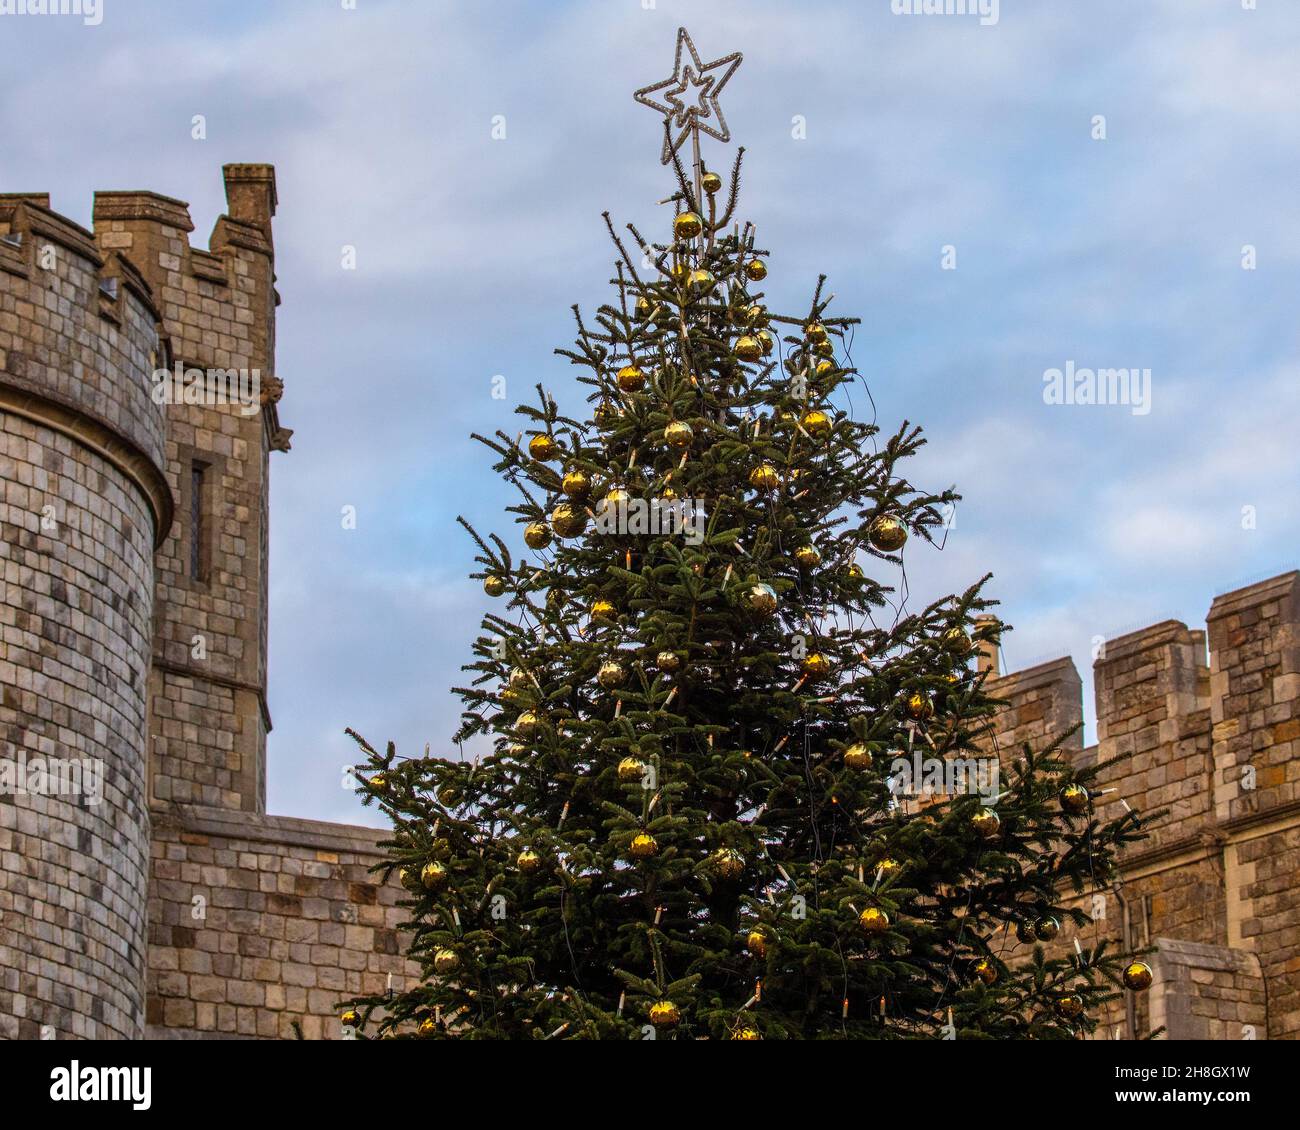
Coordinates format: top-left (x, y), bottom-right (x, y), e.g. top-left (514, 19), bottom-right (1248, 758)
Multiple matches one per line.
top-left (747, 304), bottom-right (770, 328)
top-left (1016, 920), bottom-right (1037, 945)
top-left (648, 1000), bottom-right (680, 1029)
top-left (603, 486), bottom-right (631, 509)
top-left (814, 340), bottom-right (833, 358)
top-left (664, 420), bottom-right (694, 448)
top-left (844, 562), bottom-right (865, 585)
top-left (597, 660), bottom-right (627, 690)
top-left (973, 958), bottom-right (997, 986)
top-left (1034, 915), bottom-right (1060, 942)
top-left (420, 861), bottom-right (448, 891)
top-left (816, 359), bottom-right (836, 377)
top-left (868, 514), bottom-right (908, 552)
top-left (905, 692), bottom-right (934, 721)
top-left (562, 469), bottom-right (591, 498)
top-left (590, 598), bottom-right (617, 623)
top-left (659, 486), bottom-right (678, 501)
top-left (800, 409), bottom-right (832, 439)
top-left (876, 857), bottom-right (902, 878)
top-left (670, 262), bottom-right (689, 285)
top-left (341, 1009), bottom-right (361, 1028)
top-left (524, 521), bottom-right (551, 550)
top-left (617, 756), bottom-right (647, 784)
top-left (757, 329), bottom-right (774, 356)
top-left (745, 929), bottom-right (768, 958)
top-left (635, 295), bottom-right (653, 320)
top-left (746, 582), bottom-right (779, 618)
top-left (508, 667), bottom-right (530, 691)
top-left (616, 363), bottom-right (647, 392)
top-left (673, 211), bottom-right (703, 240)
top-left (801, 653), bottom-right (831, 680)
top-left (749, 462), bottom-right (780, 491)
top-left (794, 544), bottom-right (821, 568)
top-left (745, 258), bottom-right (768, 281)
top-left (528, 433), bottom-right (560, 462)
top-left (1060, 783), bottom-right (1090, 815)
top-left (483, 575), bottom-right (507, 598)
top-left (1122, 960), bottom-right (1153, 992)
top-left (369, 773), bottom-right (388, 792)
top-left (805, 322), bottom-right (829, 345)
top-left (656, 650), bottom-right (681, 673)
top-left (629, 832), bottom-right (659, 860)
top-left (970, 807), bottom-right (1001, 838)
top-left (550, 502), bottom-right (587, 539)
top-left (701, 171), bottom-right (723, 195)
top-left (734, 335), bottom-right (763, 362)
top-left (711, 847), bottom-right (746, 881)
top-left (688, 268), bottom-right (715, 295)
top-left (942, 626), bottom-right (973, 656)
top-left (859, 906), bottom-right (890, 935)
top-left (418, 1017), bottom-right (437, 1037)
top-left (433, 948), bottom-right (459, 975)
top-left (1054, 992), bottom-right (1084, 1019)
top-left (843, 743), bottom-right (872, 770)
top-left (733, 1026), bottom-right (761, 1040)
top-left (516, 848), bottom-right (542, 874)
top-left (515, 710), bottom-right (543, 739)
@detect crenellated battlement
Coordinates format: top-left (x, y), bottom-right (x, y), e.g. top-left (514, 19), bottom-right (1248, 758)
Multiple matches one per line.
top-left (985, 570), bottom-right (1300, 1038)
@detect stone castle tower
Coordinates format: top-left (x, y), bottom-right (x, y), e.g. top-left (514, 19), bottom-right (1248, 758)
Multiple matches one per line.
top-left (0, 165), bottom-right (1294, 1039)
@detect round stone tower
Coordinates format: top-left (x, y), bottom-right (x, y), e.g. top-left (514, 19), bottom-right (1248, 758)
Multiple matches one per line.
top-left (0, 196), bottom-right (171, 1039)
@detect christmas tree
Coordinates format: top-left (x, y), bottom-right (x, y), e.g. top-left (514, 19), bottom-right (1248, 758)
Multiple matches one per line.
top-left (345, 27), bottom-right (1151, 1040)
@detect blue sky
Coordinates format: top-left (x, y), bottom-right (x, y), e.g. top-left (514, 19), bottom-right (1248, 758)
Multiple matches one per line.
top-left (4, 0), bottom-right (1297, 826)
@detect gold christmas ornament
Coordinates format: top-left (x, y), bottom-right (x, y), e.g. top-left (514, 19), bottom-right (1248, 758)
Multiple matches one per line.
top-left (842, 743), bottom-right (872, 770)
top-left (483, 575), bottom-right (507, 598)
top-left (629, 832), bottom-right (659, 860)
top-left (648, 1000), bottom-right (680, 1029)
top-left (664, 420), bottom-right (694, 448)
top-left (1054, 992), bottom-right (1084, 1019)
top-left (745, 929), bottom-right (768, 958)
top-left (805, 322), bottom-right (829, 345)
top-left (757, 329), bottom-right (775, 355)
top-left (1034, 916), bottom-right (1061, 942)
top-left (793, 544), bottom-right (821, 568)
top-left (590, 598), bottom-right (617, 623)
top-left (418, 1017), bottom-right (437, 1037)
top-left (747, 304), bottom-right (769, 327)
top-left (815, 358), bottom-right (836, 377)
top-left (711, 847), bottom-right (746, 881)
top-left (1016, 920), bottom-right (1037, 945)
top-left (516, 848), bottom-right (542, 874)
top-left (876, 857), bottom-right (902, 879)
top-left (905, 692), bottom-right (934, 721)
top-left (970, 807), bottom-right (1001, 839)
top-left (562, 469), bottom-right (592, 498)
top-left (858, 906), bottom-right (890, 935)
top-left (515, 711), bottom-right (543, 739)
top-left (524, 521), bottom-right (552, 550)
top-left (801, 653), bottom-right (831, 680)
top-left (528, 433), bottom-right (560, 462)
top-left (369, 773), bottom-right (388, 792)
top-left (688, 268), bottom-right (716, 295)
top-left (733, 1026), bottom-right (761, 1040)
top-left (617, 363), bottom-right (647, 392)
top-left (701, 171), bottom-right (723, 195)
top-left (844, 562), bottom-right (865, 585)
top-left (597, 660), bottom-right (628, 690)
top-left (1060, 783), bottom-right (1090, 815)
top-left (617, 756), bottom-right (647, 783)
top-left (734, 335), bottom-right (763, 362)
top-left (603, 486), bottom-right (631, 509)
top-left (656, 650), bottom-right (681, 672)
top-left (341, 1009), bottom-right (361, 1028)
top-left (635, 295), bottom-right (653, 320)
top-left (746, 583), bottom-right (779, 618)
top-left (813, 340), bottom-right (833, 358)
top-left (800, 408), bottom-right (832, 439)
top-left (420, 861), bottom-right (448, 892)
top-left (972, 958), bottom-right (997, 986)
top-left (745, 258), bottom-right (768, 281)
top-left (550, 502), bottom-right (587, 539)
top-left (1122, 960), bottom-right (1153, 992)
top-left (433, 948), bottom-right (459, 975)
top-left (670, 262), bottom-right (689, 285)
top-left (868, 514), bottom-right (908, 552)
top-left (659, 485), bottom-right (678, 501)
top-left (749, 462), bottom-right (780, 491)
top-left (673, 211), bottom-right (703, 240)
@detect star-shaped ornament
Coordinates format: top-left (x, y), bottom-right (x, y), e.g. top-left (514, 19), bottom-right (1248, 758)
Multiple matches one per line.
top-left (634, 26), bottom-right (743, 165)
